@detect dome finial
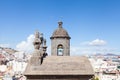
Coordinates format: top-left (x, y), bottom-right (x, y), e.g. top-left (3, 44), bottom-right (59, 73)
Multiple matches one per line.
top-left (58, 21), bottom-right (63, 28)
top-left (35, 30), bottom-right (39, 38)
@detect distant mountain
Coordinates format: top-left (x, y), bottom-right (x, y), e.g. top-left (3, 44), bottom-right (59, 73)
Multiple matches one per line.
top-left (94, 53), bottom-right (103, 56)
top-left (104, 53), bottom-right (119, 56)
top-left (0, 47), bottom-right (17, 54)
top-left (92, 53), bottom-right (119, 56)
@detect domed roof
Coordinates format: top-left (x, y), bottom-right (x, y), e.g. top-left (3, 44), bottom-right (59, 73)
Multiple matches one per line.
top-left (50, 21), bottom-right (71, 39)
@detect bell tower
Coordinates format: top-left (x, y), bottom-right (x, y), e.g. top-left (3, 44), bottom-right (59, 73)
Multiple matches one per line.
top-left (50, 21), bottom-right (71, 56)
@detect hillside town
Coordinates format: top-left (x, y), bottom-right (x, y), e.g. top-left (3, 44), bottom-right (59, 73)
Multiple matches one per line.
top-left (0, 47), bottom-right (120, 80)
top-left (0, 47), bottom-right (28, 80)
top-left (89, 54), bottom-right (120, 80)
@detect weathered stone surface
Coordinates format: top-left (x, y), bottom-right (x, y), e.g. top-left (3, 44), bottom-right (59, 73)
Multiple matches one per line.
top-left (24, 56), bottom-right (94, 80)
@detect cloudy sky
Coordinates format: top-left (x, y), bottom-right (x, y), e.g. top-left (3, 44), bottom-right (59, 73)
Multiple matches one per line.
top-left (0, 0), bottom-right (120, 55)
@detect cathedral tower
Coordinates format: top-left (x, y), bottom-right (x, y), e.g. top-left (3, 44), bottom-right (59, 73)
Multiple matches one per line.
top-left (50, 21), bottom-right (71, 56)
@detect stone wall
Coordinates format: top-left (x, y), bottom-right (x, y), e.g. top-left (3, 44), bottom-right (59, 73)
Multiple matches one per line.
top-left (51, 38), bottom-right (70, 56)
top-left (26, 75), bottom-right (93, 80)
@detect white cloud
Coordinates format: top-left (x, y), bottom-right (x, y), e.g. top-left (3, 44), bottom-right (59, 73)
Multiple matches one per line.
top-left (88, 39), bottom-right (107, 46)
top-left (70, 39), bottom-right (117, 55)
top-left (70, 46), bottom-right (80, 55)
top-left (16, 34), bottom-right (34, 53)
top-left (15, 36), bottom-right (117, 56)
top-left (70, 46), bottom-right (93, 56)
top-left (0, 44), bottom-right (10, 48)
top-left (70, 45), bottom-right (117, 55)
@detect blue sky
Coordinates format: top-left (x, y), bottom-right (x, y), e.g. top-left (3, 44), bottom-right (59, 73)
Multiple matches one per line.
top-left (0, 0), bottom-right (120, 55)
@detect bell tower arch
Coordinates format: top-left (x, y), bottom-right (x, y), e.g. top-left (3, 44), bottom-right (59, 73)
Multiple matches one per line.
top-left (57, 44), bottom-right (64, 56)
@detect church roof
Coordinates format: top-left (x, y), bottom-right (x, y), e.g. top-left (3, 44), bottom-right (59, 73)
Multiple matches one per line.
top-left (50, 21), bottom-right (71, 39)
top-left (24, 56), bottom-right (94, 75)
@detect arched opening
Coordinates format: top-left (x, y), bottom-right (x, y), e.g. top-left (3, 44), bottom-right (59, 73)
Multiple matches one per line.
top-left (57, 44), bottom-right (64, 56)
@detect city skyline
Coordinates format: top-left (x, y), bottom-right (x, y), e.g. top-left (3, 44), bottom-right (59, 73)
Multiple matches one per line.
top-left (0, 0), bottom-right (120, 55)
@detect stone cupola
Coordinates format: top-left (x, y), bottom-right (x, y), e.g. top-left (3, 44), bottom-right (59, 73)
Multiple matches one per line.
top-left (50, 21), bottom-right (71, 39)
top-left (50, 21), bottom-right (71, 56)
